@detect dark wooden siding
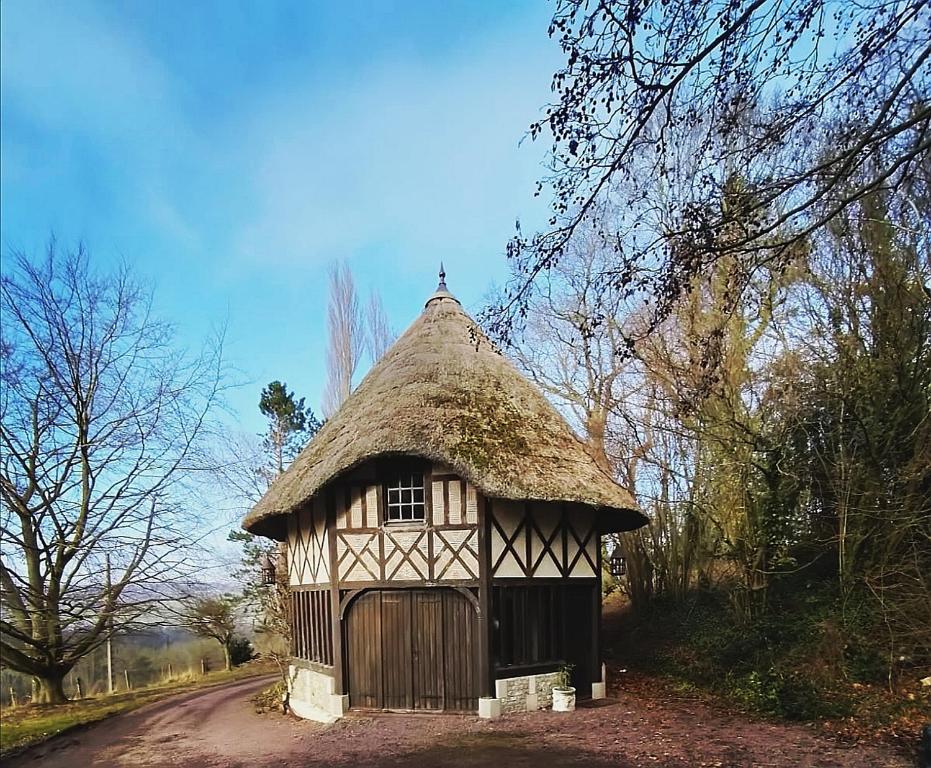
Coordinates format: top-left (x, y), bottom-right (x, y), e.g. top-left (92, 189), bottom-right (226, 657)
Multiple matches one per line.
top-left (345, 588), bottom-right (477, 712)
top-left (381, 591), bottom-right (412, 709)
top-left (412, 590), bottom-right (443, 710)
top-left (442, 586), bottom-right (477, 711)
top-left (345, 589), bottom-right (382, 708)
top-left (291, 589), bottom-right (333, 666)
top-left (491, 582), bottom-right (596, 691)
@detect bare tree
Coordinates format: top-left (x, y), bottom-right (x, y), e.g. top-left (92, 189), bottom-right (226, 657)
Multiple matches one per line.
top-left (493, 0), bottom-right (929, 347)
top-left (321, 262), bottom-right (364, 417)
top-left (0, 243), bottom-right (224, 703)
top-left (365, 289), bottom-right (395, 364)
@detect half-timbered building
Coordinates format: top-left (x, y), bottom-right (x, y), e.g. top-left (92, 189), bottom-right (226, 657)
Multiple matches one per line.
top-left (242, 270), bottom-right (646, 720)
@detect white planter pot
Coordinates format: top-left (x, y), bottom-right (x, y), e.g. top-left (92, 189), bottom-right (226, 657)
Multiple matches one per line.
top-left (552, 686), bottom-right (576, 712)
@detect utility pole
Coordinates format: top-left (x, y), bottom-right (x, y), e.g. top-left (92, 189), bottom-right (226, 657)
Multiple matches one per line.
top-left (106, 554), bottom-right (114, 695)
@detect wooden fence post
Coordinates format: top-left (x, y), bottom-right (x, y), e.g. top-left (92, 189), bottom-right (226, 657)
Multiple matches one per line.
top-left (167, 662), bottom-right (173, 680)
top-left (75, 677), bottom-right (84, 699)
top-left (10, 687), bottom-right (17, 707)
top-left (124, 669), bottom-right (131, 690)
top-left (201, 658), bottom-right (207, 675)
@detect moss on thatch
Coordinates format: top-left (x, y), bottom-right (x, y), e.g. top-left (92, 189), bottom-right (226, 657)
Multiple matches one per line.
top-left (243, 292), bottom-right (645, 539)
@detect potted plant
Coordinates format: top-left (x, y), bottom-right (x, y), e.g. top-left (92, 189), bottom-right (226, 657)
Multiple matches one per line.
top-left (551, 663), bottom-right (576, 712)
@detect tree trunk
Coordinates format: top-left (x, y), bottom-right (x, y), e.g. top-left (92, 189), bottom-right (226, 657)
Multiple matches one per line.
top-left (223, 644), bottom-right (232, 671)
top-left (34, 672), bottom-right (68, 704)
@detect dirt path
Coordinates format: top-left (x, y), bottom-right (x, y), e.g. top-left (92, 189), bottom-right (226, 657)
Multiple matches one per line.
top-left (1, 674), bottom-right (910, 767)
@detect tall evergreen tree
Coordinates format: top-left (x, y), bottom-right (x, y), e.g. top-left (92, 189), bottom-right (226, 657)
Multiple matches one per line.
top-left (258, 380), bottom-right (321, 483)
top-left (230, 381), bottom-right (321, 678)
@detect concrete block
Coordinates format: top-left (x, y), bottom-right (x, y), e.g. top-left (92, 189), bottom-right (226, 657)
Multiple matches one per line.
top-left (478, 697), bottom-right (501, 719)
top-left (591, 682), bottom-right (606, 700)
top-left (289, 695), bottom-right (339, 724)
top-left (331, 694), bottom-right (349, 716)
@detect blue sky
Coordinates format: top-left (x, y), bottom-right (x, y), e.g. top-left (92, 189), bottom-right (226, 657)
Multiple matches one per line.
top-left (1, 0), bottom-right (559, 437)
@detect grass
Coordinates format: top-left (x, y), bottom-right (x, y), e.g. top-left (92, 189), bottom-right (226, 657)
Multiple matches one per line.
top-left (0, 659), bottom-right (277, 755)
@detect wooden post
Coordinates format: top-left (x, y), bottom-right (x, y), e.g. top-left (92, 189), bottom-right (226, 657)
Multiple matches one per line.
top-left (594, 534), bottom-right (604, 690)
top-left (106, 554), bottom-right (114, 695)
top-left (326, 492), bottom-right (344, 695)
top-left (476, 493), bottom-right (494, 699)
top-left (201, 658), bottom-right (207, 675)
top-left (124, 669), bottom-right (131, 690)
top-left (167, 662), bottom-right (173, 680)
top-left (76, 677), bottom-right (84, 699)
top-left (10, 687), bottom-right (17, 707)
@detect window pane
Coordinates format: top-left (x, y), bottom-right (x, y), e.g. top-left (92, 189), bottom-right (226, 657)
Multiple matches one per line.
top-left (385, 473), bottom-right (425, 522)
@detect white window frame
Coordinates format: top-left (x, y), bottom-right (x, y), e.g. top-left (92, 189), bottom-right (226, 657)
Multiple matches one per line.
top-left (385, 473), bottom-right (426, 523)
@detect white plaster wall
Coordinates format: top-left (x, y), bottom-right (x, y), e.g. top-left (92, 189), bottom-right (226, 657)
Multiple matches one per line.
top-left (331, 463), bottom-right (481, 583)
top-left (490, 500), bottom-right (599, 579)
top-left (288, 503), bottom-right (330, 586)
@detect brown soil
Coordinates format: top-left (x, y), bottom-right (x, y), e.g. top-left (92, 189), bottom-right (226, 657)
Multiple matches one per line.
top-left (1, 673), bottom-right (909, 768)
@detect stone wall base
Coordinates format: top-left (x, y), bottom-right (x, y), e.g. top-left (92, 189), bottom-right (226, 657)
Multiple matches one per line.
top-left (288, 664), bottom-right (347, 722)
top-left (288, 661), bottom-right (608, 719)
top-left (494, 671), bottom-right (562, 714)
top-left (492, 663), bottom-right (608, 715)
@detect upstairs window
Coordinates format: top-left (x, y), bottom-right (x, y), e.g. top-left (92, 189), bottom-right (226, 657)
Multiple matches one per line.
top-left (385, 473), bottom-right (425, 522)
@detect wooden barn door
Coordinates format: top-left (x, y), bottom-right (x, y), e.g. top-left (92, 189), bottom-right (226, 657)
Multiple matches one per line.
top-left (345, 588), bottom-right (477, 711)
top-left (345, 590), bottom-right (383, 709)
top-left (441, 586), bottom-right (477, 711)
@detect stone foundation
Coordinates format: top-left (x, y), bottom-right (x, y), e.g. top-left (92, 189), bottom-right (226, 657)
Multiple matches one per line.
top-left (479, 664), bottom-right (608, 717)
top-left (493, 671), bottom-right (562, 714)
top-left (287, 664), bottom-right (348, 721)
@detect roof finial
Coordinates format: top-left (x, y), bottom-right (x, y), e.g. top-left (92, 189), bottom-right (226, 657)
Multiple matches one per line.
top-left (425, 261), bottom-right (460, 307)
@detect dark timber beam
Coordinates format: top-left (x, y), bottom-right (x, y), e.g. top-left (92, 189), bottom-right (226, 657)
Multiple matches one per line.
top-left (326, 490), bottom-right (344, 695)
top-left (594, 531), bottom-right (603, 688)
top-left (476, 493), bottom-right (493, 698)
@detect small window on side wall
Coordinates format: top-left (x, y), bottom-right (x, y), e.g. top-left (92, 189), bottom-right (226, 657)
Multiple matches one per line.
top-left (385, 473), bottom-right (425, 522)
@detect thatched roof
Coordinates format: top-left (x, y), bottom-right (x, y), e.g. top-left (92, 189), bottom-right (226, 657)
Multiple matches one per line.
top-left (243, 278), bottom-right (646, 539)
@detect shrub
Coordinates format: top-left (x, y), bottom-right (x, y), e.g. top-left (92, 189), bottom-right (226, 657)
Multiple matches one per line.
top-left (229, 636), bottom-right (256, 667)
top-left (728, 667), bottom-right (854, 720)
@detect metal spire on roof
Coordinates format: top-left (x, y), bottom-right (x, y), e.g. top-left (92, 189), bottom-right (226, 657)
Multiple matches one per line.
top-left (425, 261), bottom-right (460, 307)
top-left (437, 262), bottom-right (447, 291)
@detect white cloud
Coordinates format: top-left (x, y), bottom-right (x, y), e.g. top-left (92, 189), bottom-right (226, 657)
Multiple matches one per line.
top-left (0, 1), bottom-right (176, 139)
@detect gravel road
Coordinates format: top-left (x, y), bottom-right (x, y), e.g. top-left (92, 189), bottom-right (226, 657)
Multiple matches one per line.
top-left (1, 674), bottom-right (910, 767)
top-left (0, 676), bottom-right (303, 768)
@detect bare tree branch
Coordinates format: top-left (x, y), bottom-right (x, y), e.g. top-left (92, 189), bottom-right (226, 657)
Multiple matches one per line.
top-left (0, 242), bottom-right (226, 703)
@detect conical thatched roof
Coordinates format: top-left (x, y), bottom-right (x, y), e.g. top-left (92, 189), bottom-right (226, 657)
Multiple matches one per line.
top-left (243, 277), bottom-right (645, 539)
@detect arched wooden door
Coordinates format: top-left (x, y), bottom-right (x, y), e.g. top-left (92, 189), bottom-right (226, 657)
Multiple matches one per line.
top-left (345, 588), bottom-right (477, 712)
